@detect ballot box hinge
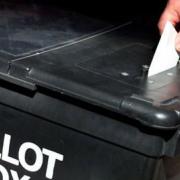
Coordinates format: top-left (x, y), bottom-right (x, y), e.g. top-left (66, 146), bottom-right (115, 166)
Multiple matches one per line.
top-left (0, 61), bottom-right (37, 91)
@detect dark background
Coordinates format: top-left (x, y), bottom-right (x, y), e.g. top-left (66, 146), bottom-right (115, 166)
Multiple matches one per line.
top-left (3, 0), bottom-right (167, 21)
top-left (0, 0), bottom-right (167, 57)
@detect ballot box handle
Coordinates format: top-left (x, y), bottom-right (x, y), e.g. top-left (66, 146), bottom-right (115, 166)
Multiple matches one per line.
top-left (121, 95), bottom-right (180, 130)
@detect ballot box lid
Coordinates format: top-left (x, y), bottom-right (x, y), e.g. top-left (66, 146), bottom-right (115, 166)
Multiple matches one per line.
top-left (0, 1), bottom-right (180, 131)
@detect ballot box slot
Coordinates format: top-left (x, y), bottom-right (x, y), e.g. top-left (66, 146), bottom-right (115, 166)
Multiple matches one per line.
top-left (78, 43), bottom-right (155, 89)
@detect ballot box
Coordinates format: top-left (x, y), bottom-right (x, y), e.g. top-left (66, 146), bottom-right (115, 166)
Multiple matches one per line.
top-left (0, 1), bottom-right (180, 180)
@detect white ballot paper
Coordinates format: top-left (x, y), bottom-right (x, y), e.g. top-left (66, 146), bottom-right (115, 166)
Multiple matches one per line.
top-left (148, 21), bottom-right (179, 77)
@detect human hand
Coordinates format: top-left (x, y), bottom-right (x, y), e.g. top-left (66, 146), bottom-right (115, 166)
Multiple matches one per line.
top-left (158, 0), bottom-right (180, 51)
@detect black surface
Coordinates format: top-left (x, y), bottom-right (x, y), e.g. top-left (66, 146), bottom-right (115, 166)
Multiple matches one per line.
top-left (0, 1), bottom-right (110, 58)
top-left (0, 103), bottom-right (164, 180)
top-left (0, 1), bottom-right (179, 130)
top-left (8, 22), bottom-right (180, 130)
top-left (0, 2), bottom-right (179, 180)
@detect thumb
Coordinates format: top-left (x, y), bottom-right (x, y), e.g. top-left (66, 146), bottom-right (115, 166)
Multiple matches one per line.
top-left (158, 12), bottom-right (178, 34)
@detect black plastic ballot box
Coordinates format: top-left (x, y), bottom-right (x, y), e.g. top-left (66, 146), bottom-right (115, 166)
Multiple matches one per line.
top-left (0, 2), bottom-right (180, 180)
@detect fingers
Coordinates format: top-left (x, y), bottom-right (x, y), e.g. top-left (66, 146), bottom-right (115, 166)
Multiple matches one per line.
top-left (158, 15), bottom-right (167, 34)
top-left (158, 0), bottom-right (180, 53)
top-left (175, 32), bottom-right (180, 52)
top-left (158, 0), bottom-right (180, 33)
top-left (158, 9), bottom-right (179, 34)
